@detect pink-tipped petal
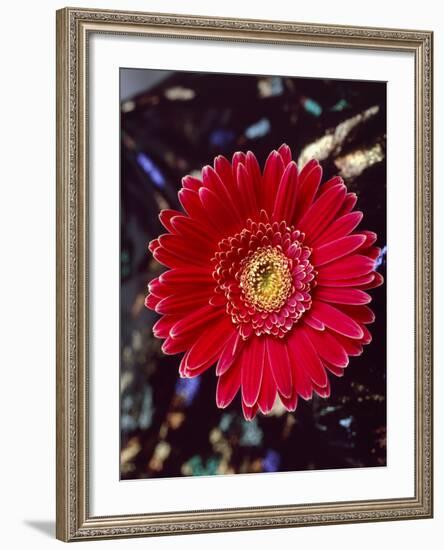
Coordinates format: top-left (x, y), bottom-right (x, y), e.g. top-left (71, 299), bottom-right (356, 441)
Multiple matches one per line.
top-left (242, 401), bottom-right (259, 421)
top-left (237, 163), bottom-right (259, 219)
top-left (309, 301), bottom-right (364, 340)
top-left (273, 161), bottom-right (299, 222)
top-left (315, 287), bottom-right (371, 305)
top-left (317, 255), bottom-right (376, 281)
top-left (170, 304), bottom-right (223, 339)
top-left (241, 338), bottom-right (265, 407)
top-left (216, 330), bottom-right (243, 376)
top-left (293, 162), bottom-right (322, 223)
top-left (262, 150), bottom-right (285, 214)
top-left (266, 337), bottom-right (292, 398)
top-left (312, 211), bottom-right (364, 246)
top-left (299, 184), bottom-right (346, 243)
top-left (186, 316), bottom-right (236, 371)
top-left (311, 234), bottom-right (367, 266)
top-left (159, 209), bottom-right (181, 232)
top-left (152, 314), bottom-right (180, 339)
top-left (257, 358), bottom-right (277, 413)
top-left (304, 325), bottom-right (349, 368)
top-left (216, 359), bottom-right (241, 408)
top-left (278, 143), bottom-right (292, 165)
top-left (288, 328), bottom-right (328, 387)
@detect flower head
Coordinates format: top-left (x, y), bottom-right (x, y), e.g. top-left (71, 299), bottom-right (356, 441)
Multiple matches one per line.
top-left (146, 144), bottom-right (383, 420)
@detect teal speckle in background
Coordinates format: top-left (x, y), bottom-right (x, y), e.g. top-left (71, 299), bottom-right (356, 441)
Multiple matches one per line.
top-left (302, 97), bottom-right (322, 117)
top-left (240, 418), bottom-right (263, 447)
top-left (330, 98), bottom-right (349, 112)
top-left (186, 455), bottom-right (220, 476)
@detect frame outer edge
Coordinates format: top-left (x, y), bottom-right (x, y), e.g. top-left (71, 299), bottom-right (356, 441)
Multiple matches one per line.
top-left (56, 7), bottom-right (72, 542)
top-left (55, 6), bottom-right (433, 541)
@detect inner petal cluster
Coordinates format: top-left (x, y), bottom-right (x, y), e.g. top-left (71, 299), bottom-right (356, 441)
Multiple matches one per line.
top-left (240, 247), bottom-right (292, 312)
top-left (213, 215), bottom-right (316, 339)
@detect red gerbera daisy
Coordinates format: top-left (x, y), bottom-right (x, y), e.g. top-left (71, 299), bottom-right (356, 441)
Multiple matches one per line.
top-left (145, 144), bottom-right (383, 420)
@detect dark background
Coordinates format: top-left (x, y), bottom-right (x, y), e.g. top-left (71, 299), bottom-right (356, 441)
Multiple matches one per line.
top-left (120, 69), bottom-right (387, 480)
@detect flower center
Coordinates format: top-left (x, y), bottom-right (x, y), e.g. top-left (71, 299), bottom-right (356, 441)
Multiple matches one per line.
top-left (240, 247), bottom-right (292, 312)
top-left (212, 215), bottom-right (316, 339)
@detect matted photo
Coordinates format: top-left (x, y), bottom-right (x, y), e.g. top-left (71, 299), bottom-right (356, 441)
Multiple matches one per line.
top-left (120, 69), bottom-right (387, 480)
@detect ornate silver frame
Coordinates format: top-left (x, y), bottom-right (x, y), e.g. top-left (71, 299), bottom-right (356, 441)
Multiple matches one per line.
top-left (56, 7), bottom-right (433, 542)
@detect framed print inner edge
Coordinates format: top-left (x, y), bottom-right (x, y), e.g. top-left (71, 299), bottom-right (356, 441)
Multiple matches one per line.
top-left (55, 7), bottom-right (433, 542)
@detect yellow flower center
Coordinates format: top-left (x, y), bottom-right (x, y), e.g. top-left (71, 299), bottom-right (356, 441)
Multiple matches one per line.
top-left (240, 247), bottom-right (292, 312)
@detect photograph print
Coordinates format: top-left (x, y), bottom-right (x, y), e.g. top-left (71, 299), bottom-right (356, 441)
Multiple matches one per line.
top-left (119, 68), bottom-right (387, 480)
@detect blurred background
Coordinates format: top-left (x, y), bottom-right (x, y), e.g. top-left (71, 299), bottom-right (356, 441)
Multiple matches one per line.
top-left (120, 68), bottom-right (387, 480)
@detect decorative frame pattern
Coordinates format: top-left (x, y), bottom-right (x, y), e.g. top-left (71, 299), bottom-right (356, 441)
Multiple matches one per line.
top-left (56, 7), bottom-right (433, 542)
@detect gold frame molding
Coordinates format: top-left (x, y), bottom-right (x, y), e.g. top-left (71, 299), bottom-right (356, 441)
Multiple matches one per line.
top-left (56, 7), bottom-right (433, 542)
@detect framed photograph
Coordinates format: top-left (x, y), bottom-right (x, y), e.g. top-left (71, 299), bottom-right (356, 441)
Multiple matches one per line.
top-left (56, 7), bottom-right (433, 542)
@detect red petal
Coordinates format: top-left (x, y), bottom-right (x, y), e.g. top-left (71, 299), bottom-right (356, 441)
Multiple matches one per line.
top-left (245, 151), bottom-right (262, 186)
top-left (273, 161), bottom-right (299, 222)
top-left (156, 233), bottom-right (214, 267)
top-left (318, 175), bottom-right (344, 195)
top-left (237, 163), bottom-right (259, 219)
top-left (286, 336), bottom-right (313, 400)
top-left (304, 325), bottom-right (349, 368)
top-left (202, 165), bottom-right (243, 222)
top-left (158, 234), bottom-right (209, 265)
top-left (266, 337), bottom-right (292, 398)
top-left (199, 186), bottom-right (240, 234)
top-left (155, 291), bottom-right (211, 315)
top-left (361, 324), bottom-right (372, 344)
top-left (159, 267), bottom-right (213, 286)
top-left (312, 211), bottom-right (363, 246)
top-left (262, 151), bottom-right (285, 215)
top-left (337, 192), bottom-right (358, 216)
top-left (209, 294), bottom-right (226, 306)
top-left (178, 188), bottom-right (208, 224)
top-left (148, 238), bottom-right (160, 253)
top-left (241, 338), bottom-right (265, 407)
top-left (170, 304), bottom-right (222, 339)
top-left (333, 333), bottom-right (363, 356)
top-left (214, 155), bottom-right (237, 197)
top-left (311, 234), bottom-right (367, 266)
top-left (360, 271), bottom-right (384, 290)
top-left (280, 386), bottom-right (298, 412)
top-left (147, 277), bottom-right (167, 298)
top-left (288, 328), bottom-right (328, 387)
top-left (181, 175), bottom-right (202, 191)
top-left (216, 358), bottom-right (242, 408)
top-left (159, 209), bottom-right (181, 232)
top-left (299, 184), bottom-right (347, 243)
top-left (257, 358), bottom-right (277, 413)
top-left (336, 304), bottom-right (375, 324)
top-left (359, 230), bottom-right (378, 249)
top-left (293, 162), bottom-right (322, 223)
top-left (171, 215), bottom-right (217, 247)
top-left (216, 330), bottom-right (243, 376)
top-left (153, 314), bottom-right (180, 338)
top-left (186, 316), bottom-right (235, 371)
top-left (324, 361), bottom-right (346, 377)
top-left (317, 255), bottom-right (376, 281)
top-left (278, 143), bottom-right (292, 165)
top-left (152, 246), bottom-right (189, 269)
top-left (313, 377), bottom-right (331, 398)
top-left (242, 401), bottom-right (258, 421)
top-left (317, 272), bottom-right (375, 287)
top-left (303, 312), bottom-right (325, 330)
top-left (315, 287), bottom-right (371, 305)
top-left (145, 293), bottom-right (160, 310)
top-left (232, 151), bottom-right (246, 174)
top-left (162, 335), bottom-right (189, 355)
top-left (309, 301), bottom-right (364, 339)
